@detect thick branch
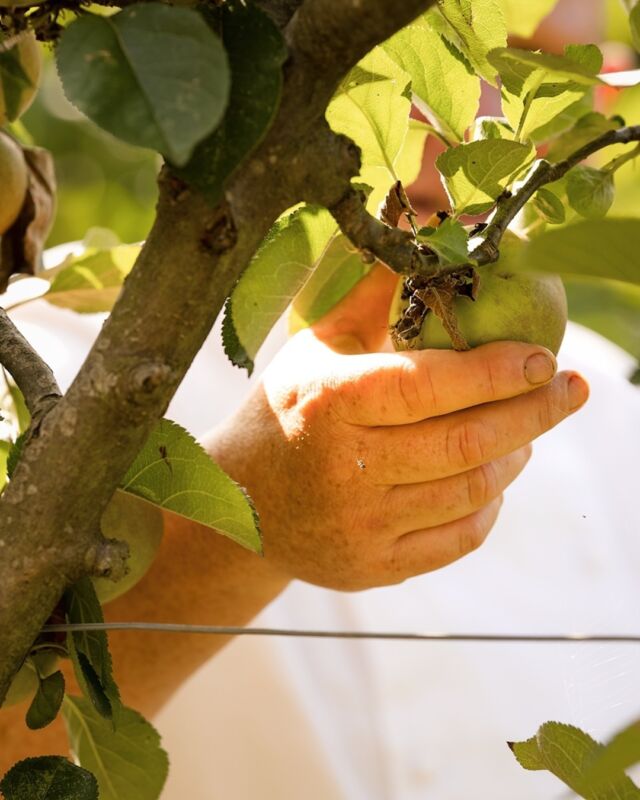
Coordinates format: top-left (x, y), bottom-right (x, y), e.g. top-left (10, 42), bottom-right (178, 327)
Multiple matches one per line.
top-left (473, 125), bottom-right (640, 264)
top-left (0, 0), bottom-right (435, 701)
top-left (0, 308), bottom-right (61, 419)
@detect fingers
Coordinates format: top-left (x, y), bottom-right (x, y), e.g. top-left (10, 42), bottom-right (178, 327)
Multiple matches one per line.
top-left (365, 371), bottom-right (589, 484)
top-left (311, 264), bottom-right (399, 355)
top-left (333, 341), bottom-right (558, 426)
top-left (382, 446), bottom-right (531, 534)
top-left (389, 496), bottom-right (504, 582)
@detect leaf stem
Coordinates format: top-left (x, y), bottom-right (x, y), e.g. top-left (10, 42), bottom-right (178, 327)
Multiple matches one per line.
top-left (603, 141), bottom-right (640, 174)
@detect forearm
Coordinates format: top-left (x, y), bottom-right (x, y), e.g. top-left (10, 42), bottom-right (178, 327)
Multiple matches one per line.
top-left (104, 507), bottom-right (290, 718)
top-left (0, 434), bottom-right (290, 772)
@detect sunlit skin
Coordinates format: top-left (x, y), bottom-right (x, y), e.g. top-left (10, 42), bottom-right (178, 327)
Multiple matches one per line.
top-left (0, 0), bottom-right (599, 773)
top-left (0, 263), bottom-right (589, 771)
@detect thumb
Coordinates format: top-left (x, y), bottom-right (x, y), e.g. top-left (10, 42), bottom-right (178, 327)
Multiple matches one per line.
top-left (311, 263), bottom-right (400, 354)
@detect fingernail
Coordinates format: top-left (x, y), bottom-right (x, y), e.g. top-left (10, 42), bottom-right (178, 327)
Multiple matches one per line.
top-left (525, 352), bottom-right (556, 385)
top-left (568, 375), bottom-right (589, 411)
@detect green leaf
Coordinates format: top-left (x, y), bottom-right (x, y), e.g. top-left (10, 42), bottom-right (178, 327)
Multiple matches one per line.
top-left (472, 115), bottom-right (515, 141)
top-left (516, 218), bottom-right (640, 285)
top-left (56, 4), bottom-right (230, 165)
top-left (587, 720), bottom-right (640, 787)
top-left (65, 578), bottom-right (121, 723)
top-left (326, 47), bottom-right (411, 193)
top-left (630, 4), bottom-right (640, 53)
top-left (122, 418), bottom-right (262, 553)
top-left (224, 204), bottom-right (338, 371)
top-left (417, 218), bottom-right (469, 265)
top-left (510, 722), bottom-right (640, 799)
top-left (3, 373), bottom-right (30, 433)
top-left (529, 93), bottom-right (595, 145)
top-left (384, 20), bottom-right (480, 142)
top-left (565, 276), bottom-right (640, 361)
top-left (7, 431), bottom-right (27, 479)
top-left (497, 0), bottom-right (559, 38)
top-left (289, 233), bottom-right (369, 332)
top-left (546, 112), bottom-right (621, 162)
top-left (508, 736), bottom-right (545, 770)
top-left (63, 696), bottom-right (168, 800)
top-left (567, 166), bottom-right (615, 219)
top-left (92, 489), bottom-right (163, 604)
top-left (533, 187), bottom-right (566, 223)
top-left (0, 439), bottom-right (8, 492)
top-left (564, 44), bottom-right (604, 75)
top-left (25, 671), bottom-right (65, 730)
top-left (42, 245), bottom-right (141, 313)
top-left (436, 139), bottom-right (532, 215)
top-left (0, 756), bottom-right (98, 800)
top-left (432, 0), bottom-right (507, 86)
top-left (176, 2), bottom-right (286, 203)
top-left (489, 47), bottom-right (603, 91)
top-left (489, 46), bottom-right (602, 141)
top-left (0, 43), bottom-right (34, 122)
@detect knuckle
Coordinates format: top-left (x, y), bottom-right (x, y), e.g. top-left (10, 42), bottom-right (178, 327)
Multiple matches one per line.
top-left (395, 360), bottom-right (429, 420)
top-left (465, 462), bottom-right (498, 508)
top-left (481, 354), bottom-right (500, 400)
top-left (447, 418), bottom-right (495, 469)
top-left (536, 389), bottom-right (560, 433)
top-left (456, 515), bottom-right (487, 557)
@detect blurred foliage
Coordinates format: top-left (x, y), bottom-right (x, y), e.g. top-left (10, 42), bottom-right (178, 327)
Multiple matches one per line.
top-left (16, 50), bottom-right (158, 247)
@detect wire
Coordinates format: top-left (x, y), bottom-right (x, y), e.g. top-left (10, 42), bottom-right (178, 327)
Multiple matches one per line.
top-left (41, 622), bottom-right (640, 644)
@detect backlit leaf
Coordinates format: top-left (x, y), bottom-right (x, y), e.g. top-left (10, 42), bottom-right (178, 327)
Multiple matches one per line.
top-left (122, 418), bottom-right (262, 553)
top-left (42, 245), bottom-right (141, 313)
top-left (432, 0), bottom-right (507, 86)
top-left (436, 139), bottom-right (532, 215)
top-left (417, 218), bottom-right (469, 265)
top-left (384, 20), bottom-right (480, 142)
top-left (327, 47), bottom-right (411, 193)
top-left (224, 205), bottom-right (338, 371)
top-left (289, 233), bottom-right (369, 332)
top-left (489, 46), bottom-right (602, 140)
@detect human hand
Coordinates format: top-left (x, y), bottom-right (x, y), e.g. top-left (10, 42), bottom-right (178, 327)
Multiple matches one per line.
top-left (206, 265), bottom-right (589, 590)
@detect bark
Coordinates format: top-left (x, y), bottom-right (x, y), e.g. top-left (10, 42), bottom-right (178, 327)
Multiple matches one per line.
top-left (0, 0), bottom-right (435, 701)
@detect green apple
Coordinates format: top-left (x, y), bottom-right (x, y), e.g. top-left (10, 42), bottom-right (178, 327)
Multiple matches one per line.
top-left (0, 31), bottom-right (41, 126)
top-left (93, 489), bottom-right (164, 604)
top-left (0, 132), bottom-right (27, 235)
top-left (390, 236), bottom-right (567, 355)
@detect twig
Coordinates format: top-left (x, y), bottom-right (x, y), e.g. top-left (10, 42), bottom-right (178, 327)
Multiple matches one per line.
top-left (472, 125), bottom-right (640, 265)
top-left (41, 621), bottom-right (640, 644)
top-left (330, 187), bottom-right (441, 277)
top-left (0, 308), bottom-right (61, 420)
top-left (331, 126), bottom-right (640, 279)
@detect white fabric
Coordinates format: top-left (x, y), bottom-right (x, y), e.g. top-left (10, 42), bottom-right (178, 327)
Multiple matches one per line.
top-left (7, 246), bottom-right (640, 799)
